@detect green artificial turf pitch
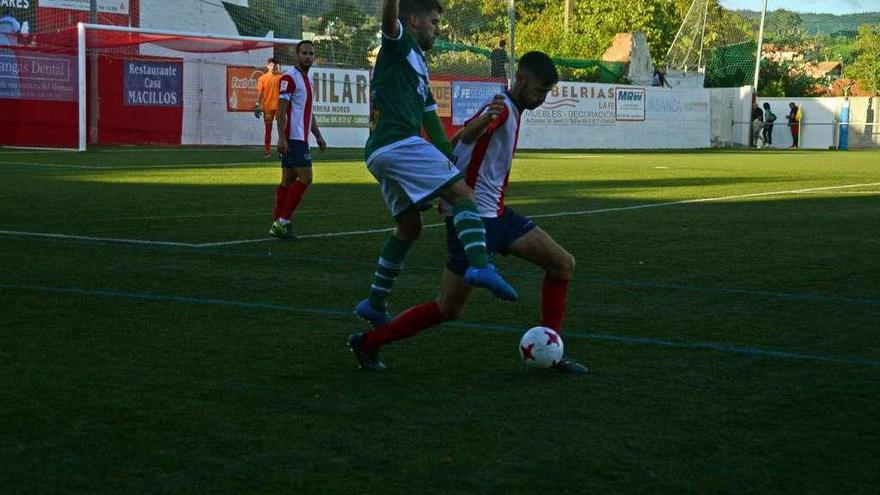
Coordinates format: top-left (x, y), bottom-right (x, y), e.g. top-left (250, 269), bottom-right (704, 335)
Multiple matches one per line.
top-left (1, 147), bottom-right (878, 493)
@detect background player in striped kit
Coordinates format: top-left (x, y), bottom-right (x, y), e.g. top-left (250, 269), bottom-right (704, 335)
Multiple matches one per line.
top-left (270, 40), bottom-right (326, 239)
top-left (349, 51), bottom-right (589, 374)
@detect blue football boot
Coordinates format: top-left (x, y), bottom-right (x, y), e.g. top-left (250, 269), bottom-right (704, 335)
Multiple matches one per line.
top-left (463, 263), bottom-right (518, 301)
top-left (354, 298), bottom-right (391, 327)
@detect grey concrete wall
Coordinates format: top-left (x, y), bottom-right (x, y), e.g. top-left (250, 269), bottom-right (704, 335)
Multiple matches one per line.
top-left (846, 97), bottom-right (880, 148)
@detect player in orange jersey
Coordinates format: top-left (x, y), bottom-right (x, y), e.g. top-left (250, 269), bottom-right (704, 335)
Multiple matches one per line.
top-left (255, 58), bottom-right (282, 158)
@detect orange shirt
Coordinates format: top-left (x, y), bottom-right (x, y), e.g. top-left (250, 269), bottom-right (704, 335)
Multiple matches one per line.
top-left (256, 72), bottom-right (281, 111)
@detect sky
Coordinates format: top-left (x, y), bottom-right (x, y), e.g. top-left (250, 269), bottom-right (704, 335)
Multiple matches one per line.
top-left (718, 0), bottom-right (880, 14)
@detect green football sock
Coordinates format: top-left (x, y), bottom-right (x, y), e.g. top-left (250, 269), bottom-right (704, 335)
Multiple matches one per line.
top-left (452, 199), bottom-right (488, 269)
top-left (367, 234), bottom-right (413, 310)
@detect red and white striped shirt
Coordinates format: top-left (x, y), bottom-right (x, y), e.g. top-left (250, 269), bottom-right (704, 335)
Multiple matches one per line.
top-left (452, 93), bottom-right (521, 217)
top-left (279, 67), bottom-right (313, 142)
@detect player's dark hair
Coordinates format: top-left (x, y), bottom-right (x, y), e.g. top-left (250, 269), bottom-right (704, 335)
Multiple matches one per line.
top-left (399, 0), bottom-right (444, 21)
top-left (296, 40), bottom-right (314, 53)
top-left (517, 51), bottom-right (558, 86)
top-left (267, 57), bottom-right (277, 64)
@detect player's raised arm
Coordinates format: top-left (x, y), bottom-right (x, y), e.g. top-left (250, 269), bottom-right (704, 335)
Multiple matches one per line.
top-left (382, 0), bottom-right (400, 38)
top-left (456, 95), bottom-right (506, 145)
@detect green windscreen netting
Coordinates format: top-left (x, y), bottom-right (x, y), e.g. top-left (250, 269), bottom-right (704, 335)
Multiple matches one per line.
top-left (704, 41), bottom-right (757, 88)
top-left (432, 40), bottom-right (625, 83)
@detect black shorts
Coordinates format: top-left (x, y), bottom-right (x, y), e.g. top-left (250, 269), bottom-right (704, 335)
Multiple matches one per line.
top-left (282, 139), bottom-right (312, 168)
top-left (445, 207), bottom-right (536, 276)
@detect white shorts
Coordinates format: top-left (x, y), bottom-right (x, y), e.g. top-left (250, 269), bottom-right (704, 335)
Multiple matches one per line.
top-left (367, 137), bottom-right (462, 218)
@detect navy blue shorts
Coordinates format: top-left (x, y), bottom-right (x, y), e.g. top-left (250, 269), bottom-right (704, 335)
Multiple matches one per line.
top-left (282, 139), bottom-right (312, 168)
top-left (445, 207), bottom-right (536, 276)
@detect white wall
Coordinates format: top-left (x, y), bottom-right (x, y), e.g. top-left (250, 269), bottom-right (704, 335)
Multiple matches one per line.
top-left (755, 97), bottom-right (843, 150)
top-left (134, 0), bottom-right (369, 147)
top-left (141, 0), bottom-right (248, 37)
top-left (709, 87), bottom-right (749, 147)
top-left (519, 83), bottom-right (711, 149)
top-left (666, 70), bottom-right (706, 89)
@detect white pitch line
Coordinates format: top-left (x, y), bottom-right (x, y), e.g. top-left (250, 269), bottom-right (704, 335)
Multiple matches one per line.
top-left (530, 182), bottom-right (880, 220)
top-left (0, 161), bottom-right (268, 170)
top-left (0, 149), bottom-right (78, 154)
top-left (521, 154), bottom-right (626, 159)
top-left (4, 182), bottom-right (880, 248)
top-left (94, 147), bottom-right (263, 153)
top-left (197, 226), bottom-right (400, 247)
top-left (0, 230), bottom-right (199, 247)
top-left (795, 190), bottom-right (880, 195)
top-left (0, 162), bottom-right (99, 169)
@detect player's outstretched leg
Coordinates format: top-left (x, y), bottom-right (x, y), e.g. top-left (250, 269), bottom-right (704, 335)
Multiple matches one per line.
top-left (348, 332), bottom-right (387, 371)
top-left (463, 264), bottom-right (517, 301)
top-left (354, 298), bottom-right (390, 327)
top-left (450, 199), bottom-right (517, 301)
top-left (355, 233), bottom-right (413, 326)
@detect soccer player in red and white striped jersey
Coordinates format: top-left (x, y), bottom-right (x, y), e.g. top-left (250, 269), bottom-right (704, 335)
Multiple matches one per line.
top-left (269, 40), bottom-right (327, 239)
top-left (349, 51), bottom-right (589, 374)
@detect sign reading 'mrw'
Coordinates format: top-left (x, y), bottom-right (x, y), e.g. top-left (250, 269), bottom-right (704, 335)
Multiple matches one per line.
top-left (615, 87), bottom-right (645, 121)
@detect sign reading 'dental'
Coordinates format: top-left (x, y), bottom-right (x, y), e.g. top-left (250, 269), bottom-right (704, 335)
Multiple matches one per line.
top-left (124, 60), bottom-right (182, 107)
top-left (0, 52), bottom-right (77, 101)
top-left (452, 81), bottom-right (505, 125)
top-left (615, 87), bottom-right (645, 121)
top-left (39, 0), bottom-right (130, 14)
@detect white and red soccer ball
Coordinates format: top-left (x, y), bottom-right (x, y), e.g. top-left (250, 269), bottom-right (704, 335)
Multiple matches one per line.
top-left (519, 326), bottom-right (563, 368)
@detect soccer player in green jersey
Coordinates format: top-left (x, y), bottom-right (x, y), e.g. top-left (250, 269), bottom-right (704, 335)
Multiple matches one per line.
top-left (349, 51), bottom-right (590, 374)
top-left (354, 0), bottom-right (517, 327)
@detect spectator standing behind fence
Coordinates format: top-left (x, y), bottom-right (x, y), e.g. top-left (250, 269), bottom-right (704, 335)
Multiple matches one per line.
top-left (0, 8), bottom-right (22, 46)
top-left (787, 102), bottom-right (801, 148)
top-left (762, 102), bottom-right (776, 147)
top-left (490, 39), bottom-right (507, 79)
top-left (255, 58), bottom-right (282, 159)
top-left (751, 102), bottom-right (764, 148)
top-left (652, 67), bottom-right (671, 88)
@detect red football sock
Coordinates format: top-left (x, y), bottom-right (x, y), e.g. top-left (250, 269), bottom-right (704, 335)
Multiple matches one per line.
top-left (541, 276), bottom-right (569, 332)
top-left (362, 300), bottom-right (445, 349)
top-left (281, 180), bottom-right (308, 220)
top-left (264, 120), bottom-right (273, 153)
top-left (273, 185), bottom-right (288, 220)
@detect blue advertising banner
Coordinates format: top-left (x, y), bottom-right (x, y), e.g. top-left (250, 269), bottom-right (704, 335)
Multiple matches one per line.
top-left (451, 81), bottom-right (505, 125)
top-left (0, 52), bottom-right (77, 101)
top-left (124, 60), bottom-right (182, 107)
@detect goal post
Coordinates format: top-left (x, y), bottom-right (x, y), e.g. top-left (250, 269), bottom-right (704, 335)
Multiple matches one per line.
top-left (74, 23), bottom-right (301, 152)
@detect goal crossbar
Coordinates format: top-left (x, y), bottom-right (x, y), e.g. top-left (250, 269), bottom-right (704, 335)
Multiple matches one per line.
top-left (76, 23), bottom-right (301, 151)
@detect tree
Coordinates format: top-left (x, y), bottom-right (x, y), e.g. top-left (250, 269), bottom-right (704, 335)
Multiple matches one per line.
top-left (313, 0), bottom-right (380, 68)
top-left (847, 24), bottom-right (880, 94)
top-left (442, 0), bottom-right (509, 46)
top-left (765, 9), bottom-right (806, 47)
top-left (515, 0), bottom-right (687, 63)
top-left (757, 58), bottom-right (823, 97)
